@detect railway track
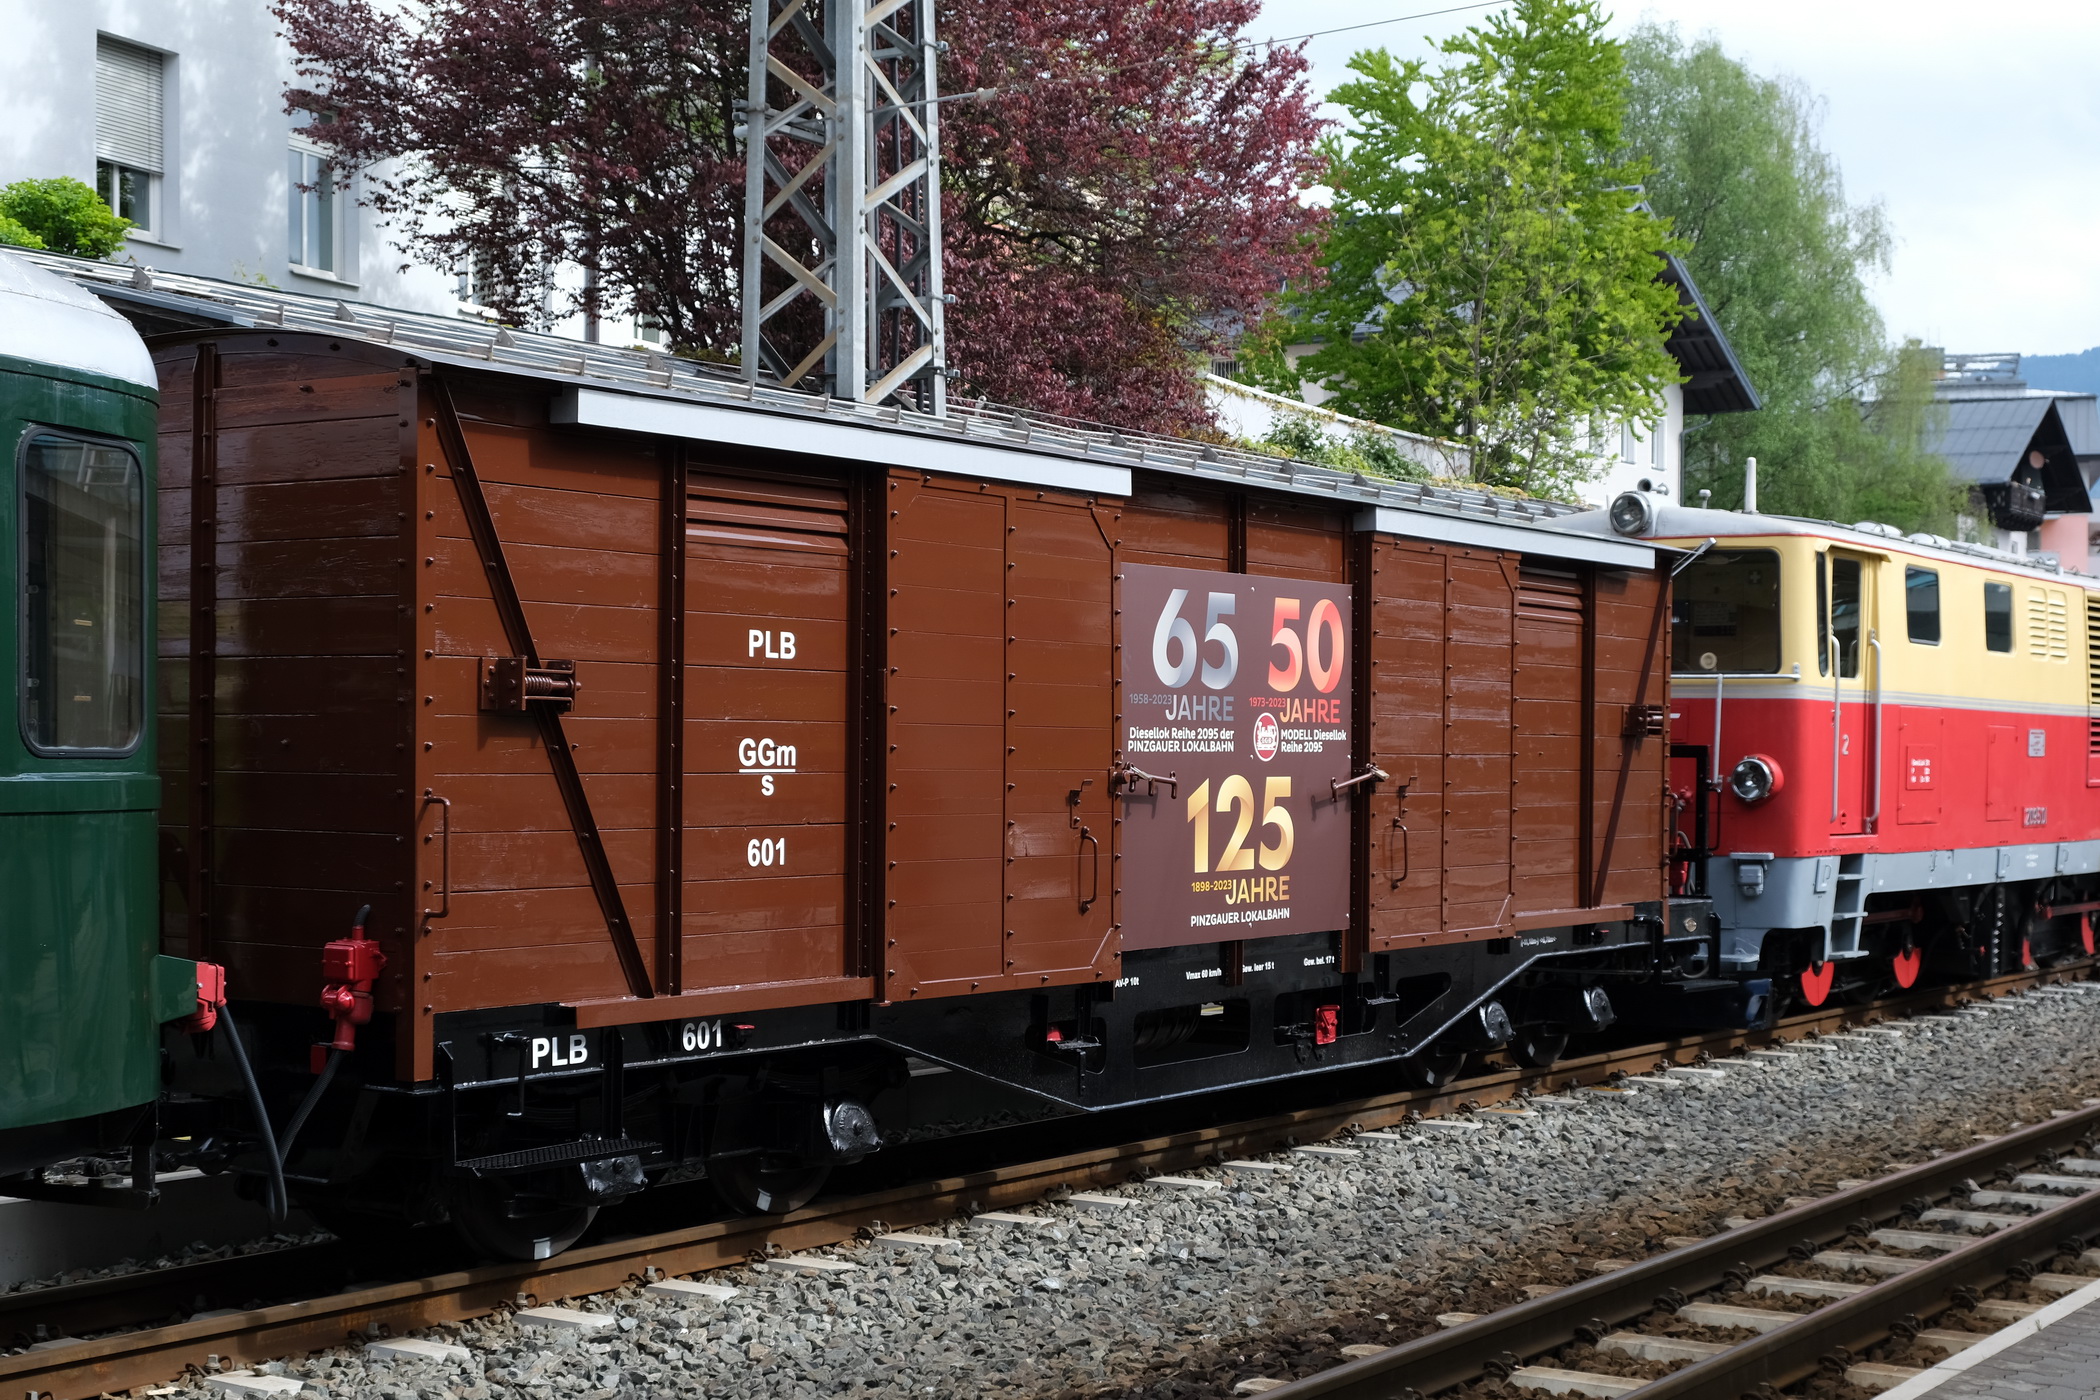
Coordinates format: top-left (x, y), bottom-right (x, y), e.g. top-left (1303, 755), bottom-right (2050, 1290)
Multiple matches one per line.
top-left (5, 966), bottom-right (2088, 1400)
top-left (1255, 1050), bottom-right (2100, 1398)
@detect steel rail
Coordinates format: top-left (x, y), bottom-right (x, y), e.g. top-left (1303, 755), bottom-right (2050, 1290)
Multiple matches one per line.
top-left (1639, 1178), bottom-right (2100, 1398)
top-left (1260, 1094), bottom-right (2100, 1398)
top-left (4, 965), bottom-right (2086, 1400)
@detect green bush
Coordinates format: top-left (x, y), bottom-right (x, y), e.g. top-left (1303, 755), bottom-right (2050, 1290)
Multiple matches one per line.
top-left (0, 178), bottom-right (131, 259)
top-left (0, 211), bottom-right (45, 250)
top-left (1256, 415), bottom-right (1434, 483)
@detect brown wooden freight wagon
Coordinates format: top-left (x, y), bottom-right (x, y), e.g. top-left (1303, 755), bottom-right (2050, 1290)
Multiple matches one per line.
top-left (149, 315), bottom-right (1706, 1249)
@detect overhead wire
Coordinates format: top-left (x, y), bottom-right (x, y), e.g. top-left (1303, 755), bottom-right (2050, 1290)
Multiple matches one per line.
top-left (1241, 2), bottom-right (1510, 49)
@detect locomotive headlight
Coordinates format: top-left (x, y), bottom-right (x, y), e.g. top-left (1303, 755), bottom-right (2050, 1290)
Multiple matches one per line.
top-left (1728, 754), bottom-right (1783, 804)
top-left (1608, 490), bottom-right (1657, 536)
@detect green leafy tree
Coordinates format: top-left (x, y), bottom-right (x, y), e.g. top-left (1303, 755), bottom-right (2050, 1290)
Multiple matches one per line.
top-left (1251, 0), bottom-right (1686, 496)
top-left (1621, 26), bottom-right (1965, 531)
top-left (0, 178), bottom-right (131, 259)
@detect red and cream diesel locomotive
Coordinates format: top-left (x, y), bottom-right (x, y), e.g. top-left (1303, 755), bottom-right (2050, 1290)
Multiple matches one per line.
top-left (1581, 493), bottom-right (2100, 1010)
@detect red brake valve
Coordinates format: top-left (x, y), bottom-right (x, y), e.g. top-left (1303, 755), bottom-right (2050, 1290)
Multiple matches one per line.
top-left (315, 903), bottom-right (387, 1072)
top-left (181, 961), bottom-right (228, 1034)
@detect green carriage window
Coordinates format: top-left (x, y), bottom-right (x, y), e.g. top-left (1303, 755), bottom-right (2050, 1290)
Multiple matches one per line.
top-left (19, 432), bottom-right (145, 755)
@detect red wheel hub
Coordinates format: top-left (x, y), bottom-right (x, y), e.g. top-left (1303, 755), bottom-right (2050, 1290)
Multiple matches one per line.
top-left (1892, 947), bottom-right (1921, 989)
top-left (1800, 961), bottom-right (1835, 1006)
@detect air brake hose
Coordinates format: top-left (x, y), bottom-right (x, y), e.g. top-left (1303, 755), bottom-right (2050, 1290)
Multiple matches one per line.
top-left (216, 1003), bottom-right (288, 1225)
top-left (277, 1047), bottom-right (342, 1165)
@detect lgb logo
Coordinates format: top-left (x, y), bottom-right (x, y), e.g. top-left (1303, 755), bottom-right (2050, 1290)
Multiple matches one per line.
top-left (1252, 711), bottom-right (1280, 762)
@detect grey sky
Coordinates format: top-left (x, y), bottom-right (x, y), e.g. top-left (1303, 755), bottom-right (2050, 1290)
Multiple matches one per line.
top-left (1247, 1), bottom-right (2100, 356)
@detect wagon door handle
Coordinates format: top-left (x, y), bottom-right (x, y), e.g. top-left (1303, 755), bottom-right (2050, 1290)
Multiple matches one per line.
top-left (1388, 819), bottom-right (1410, 887)
top-left (1332, 765), bottom-right (1389, 798)
top-left (422, 790), bottom-right (452, 922)
top-left (1079, 826), bottom-right (1101, 913)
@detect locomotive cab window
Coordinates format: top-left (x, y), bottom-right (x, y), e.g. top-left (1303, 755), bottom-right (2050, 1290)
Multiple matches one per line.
top-left (1671, 548), bottom-right (1780, 673)
top-left (1828, 555), bottom-right (1862, 678)
top-left (19, 432), bottom-right (145, 755)
top-left (1905, 566), bottom-right (1940, 644)
top-left (1984, 581), bottom-right (2013, 652)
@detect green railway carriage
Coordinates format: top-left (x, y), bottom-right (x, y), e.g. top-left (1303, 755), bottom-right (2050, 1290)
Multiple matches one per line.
top-left (0, 251), bottom-right (207, 1182)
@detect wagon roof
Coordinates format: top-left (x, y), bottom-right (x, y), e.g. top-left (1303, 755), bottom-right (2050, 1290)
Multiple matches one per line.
top-left (17, 246), bottom-right (1655, 566)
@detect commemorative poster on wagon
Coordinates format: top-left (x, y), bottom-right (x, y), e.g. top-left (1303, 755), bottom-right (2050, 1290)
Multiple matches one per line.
top-left (1117, 563), bottom-right (1355, 951)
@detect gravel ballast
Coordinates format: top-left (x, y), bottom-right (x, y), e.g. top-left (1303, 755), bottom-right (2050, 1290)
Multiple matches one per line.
top-left (156, 986), bottom-right (2100, 1400)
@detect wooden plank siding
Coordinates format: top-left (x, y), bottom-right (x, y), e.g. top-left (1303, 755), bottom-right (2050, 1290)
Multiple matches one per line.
top-left (153, 337), bottom-right (417, 1073)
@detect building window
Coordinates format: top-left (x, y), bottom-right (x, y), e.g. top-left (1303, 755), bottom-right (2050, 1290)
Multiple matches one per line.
top-left (1620, 422), bottom-right (1637, 463)
top-left (1984, 581), bottom-right (2012, 653)
top-left (95, 37), bottom-right (164, 237)
top-left (1650, 420), bottom-right (1662, 465)
top-left (1904, 566), bottom-right (1939, 644)
top-left (287, 146), bottom-right (338, 273)
top-left (458, 254), bottom-right (510, 311)
top-left (19, 432), bottom-right (146, 756)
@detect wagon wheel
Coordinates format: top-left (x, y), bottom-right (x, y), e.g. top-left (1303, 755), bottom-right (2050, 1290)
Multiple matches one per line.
top-left (1507, 1026), bottom-right (1569, 1069)
top-left (709, 1153), bottom-right (831, 1216)
top-left (1395, 1049), bottom-right (1466, 1089)
top-left (448, 1179), bottom-right (598, 1262)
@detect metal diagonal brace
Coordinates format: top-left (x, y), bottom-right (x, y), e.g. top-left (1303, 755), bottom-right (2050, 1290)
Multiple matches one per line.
top-left (429, 379), bottom-right (654, 1000)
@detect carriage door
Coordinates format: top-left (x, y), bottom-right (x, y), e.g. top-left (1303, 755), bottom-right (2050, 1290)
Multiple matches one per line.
top-left (1820, 550), bottom-right (1875, 834)
top-left (683, 469), bottom-right (854, 994)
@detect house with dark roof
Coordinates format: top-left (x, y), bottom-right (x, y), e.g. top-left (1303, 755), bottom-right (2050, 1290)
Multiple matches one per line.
top-left (1928, 351), bottom-right (2100, 570)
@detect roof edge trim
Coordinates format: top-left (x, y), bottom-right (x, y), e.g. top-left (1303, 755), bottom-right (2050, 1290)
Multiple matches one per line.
top-left (552, 386), bottom-right (1134, 498)
top-left (1355, 506), bottom-right (1657, 569)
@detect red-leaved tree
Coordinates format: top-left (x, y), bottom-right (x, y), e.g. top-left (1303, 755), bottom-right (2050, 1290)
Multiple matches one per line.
top-left (272, 0), bottom-right (1324, 433)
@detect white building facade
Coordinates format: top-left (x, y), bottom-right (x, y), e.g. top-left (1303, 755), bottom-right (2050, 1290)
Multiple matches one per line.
top-left (0, 2), bottom-right (668, 346)
top-left (0, 2), bottom-right (459, 312)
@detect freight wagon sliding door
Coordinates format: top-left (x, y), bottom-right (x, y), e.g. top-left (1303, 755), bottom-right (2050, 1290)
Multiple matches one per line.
top-left (1589, 567), bottom-right (1668, 907)
top-left (1365, 539), bottom-right (1447, 944)
top-left (1364, 541), bottom-right (1518, 944)
top-left (682, 470), bottom-right (859, 996)
top-left (882, 474), bottom-right (1116, 998)
top-left (1443, 551), bottom-right (1517, 931)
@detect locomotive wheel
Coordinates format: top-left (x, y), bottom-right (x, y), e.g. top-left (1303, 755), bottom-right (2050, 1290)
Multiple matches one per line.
top-left (1971, 885), bottom-right (2015, 976)
top-left (709, 1154), bottom-right (831, 1216)
top-left (1507, 1027), bottom-right (1569, 1069)
top-left (1396, 1049), bottom-right (1466, 1089)
top-left (449, 1181), bottom-right (597, 1262)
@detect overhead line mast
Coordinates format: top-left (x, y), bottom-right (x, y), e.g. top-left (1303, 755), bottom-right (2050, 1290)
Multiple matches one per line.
top-left (740, 0), bottom-right (948, 415)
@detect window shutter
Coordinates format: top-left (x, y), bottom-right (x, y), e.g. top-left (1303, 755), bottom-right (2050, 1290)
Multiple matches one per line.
top-left (96, 38), bottom-right (164, 173)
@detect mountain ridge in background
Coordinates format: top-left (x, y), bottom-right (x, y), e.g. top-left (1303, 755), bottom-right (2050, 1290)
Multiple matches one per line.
top-left (2023, 347), bottom-right (2100, 396)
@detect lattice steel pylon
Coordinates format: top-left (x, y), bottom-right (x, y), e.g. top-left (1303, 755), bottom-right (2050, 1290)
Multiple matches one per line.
top-left (740, 0), bottom-right (947, 414)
